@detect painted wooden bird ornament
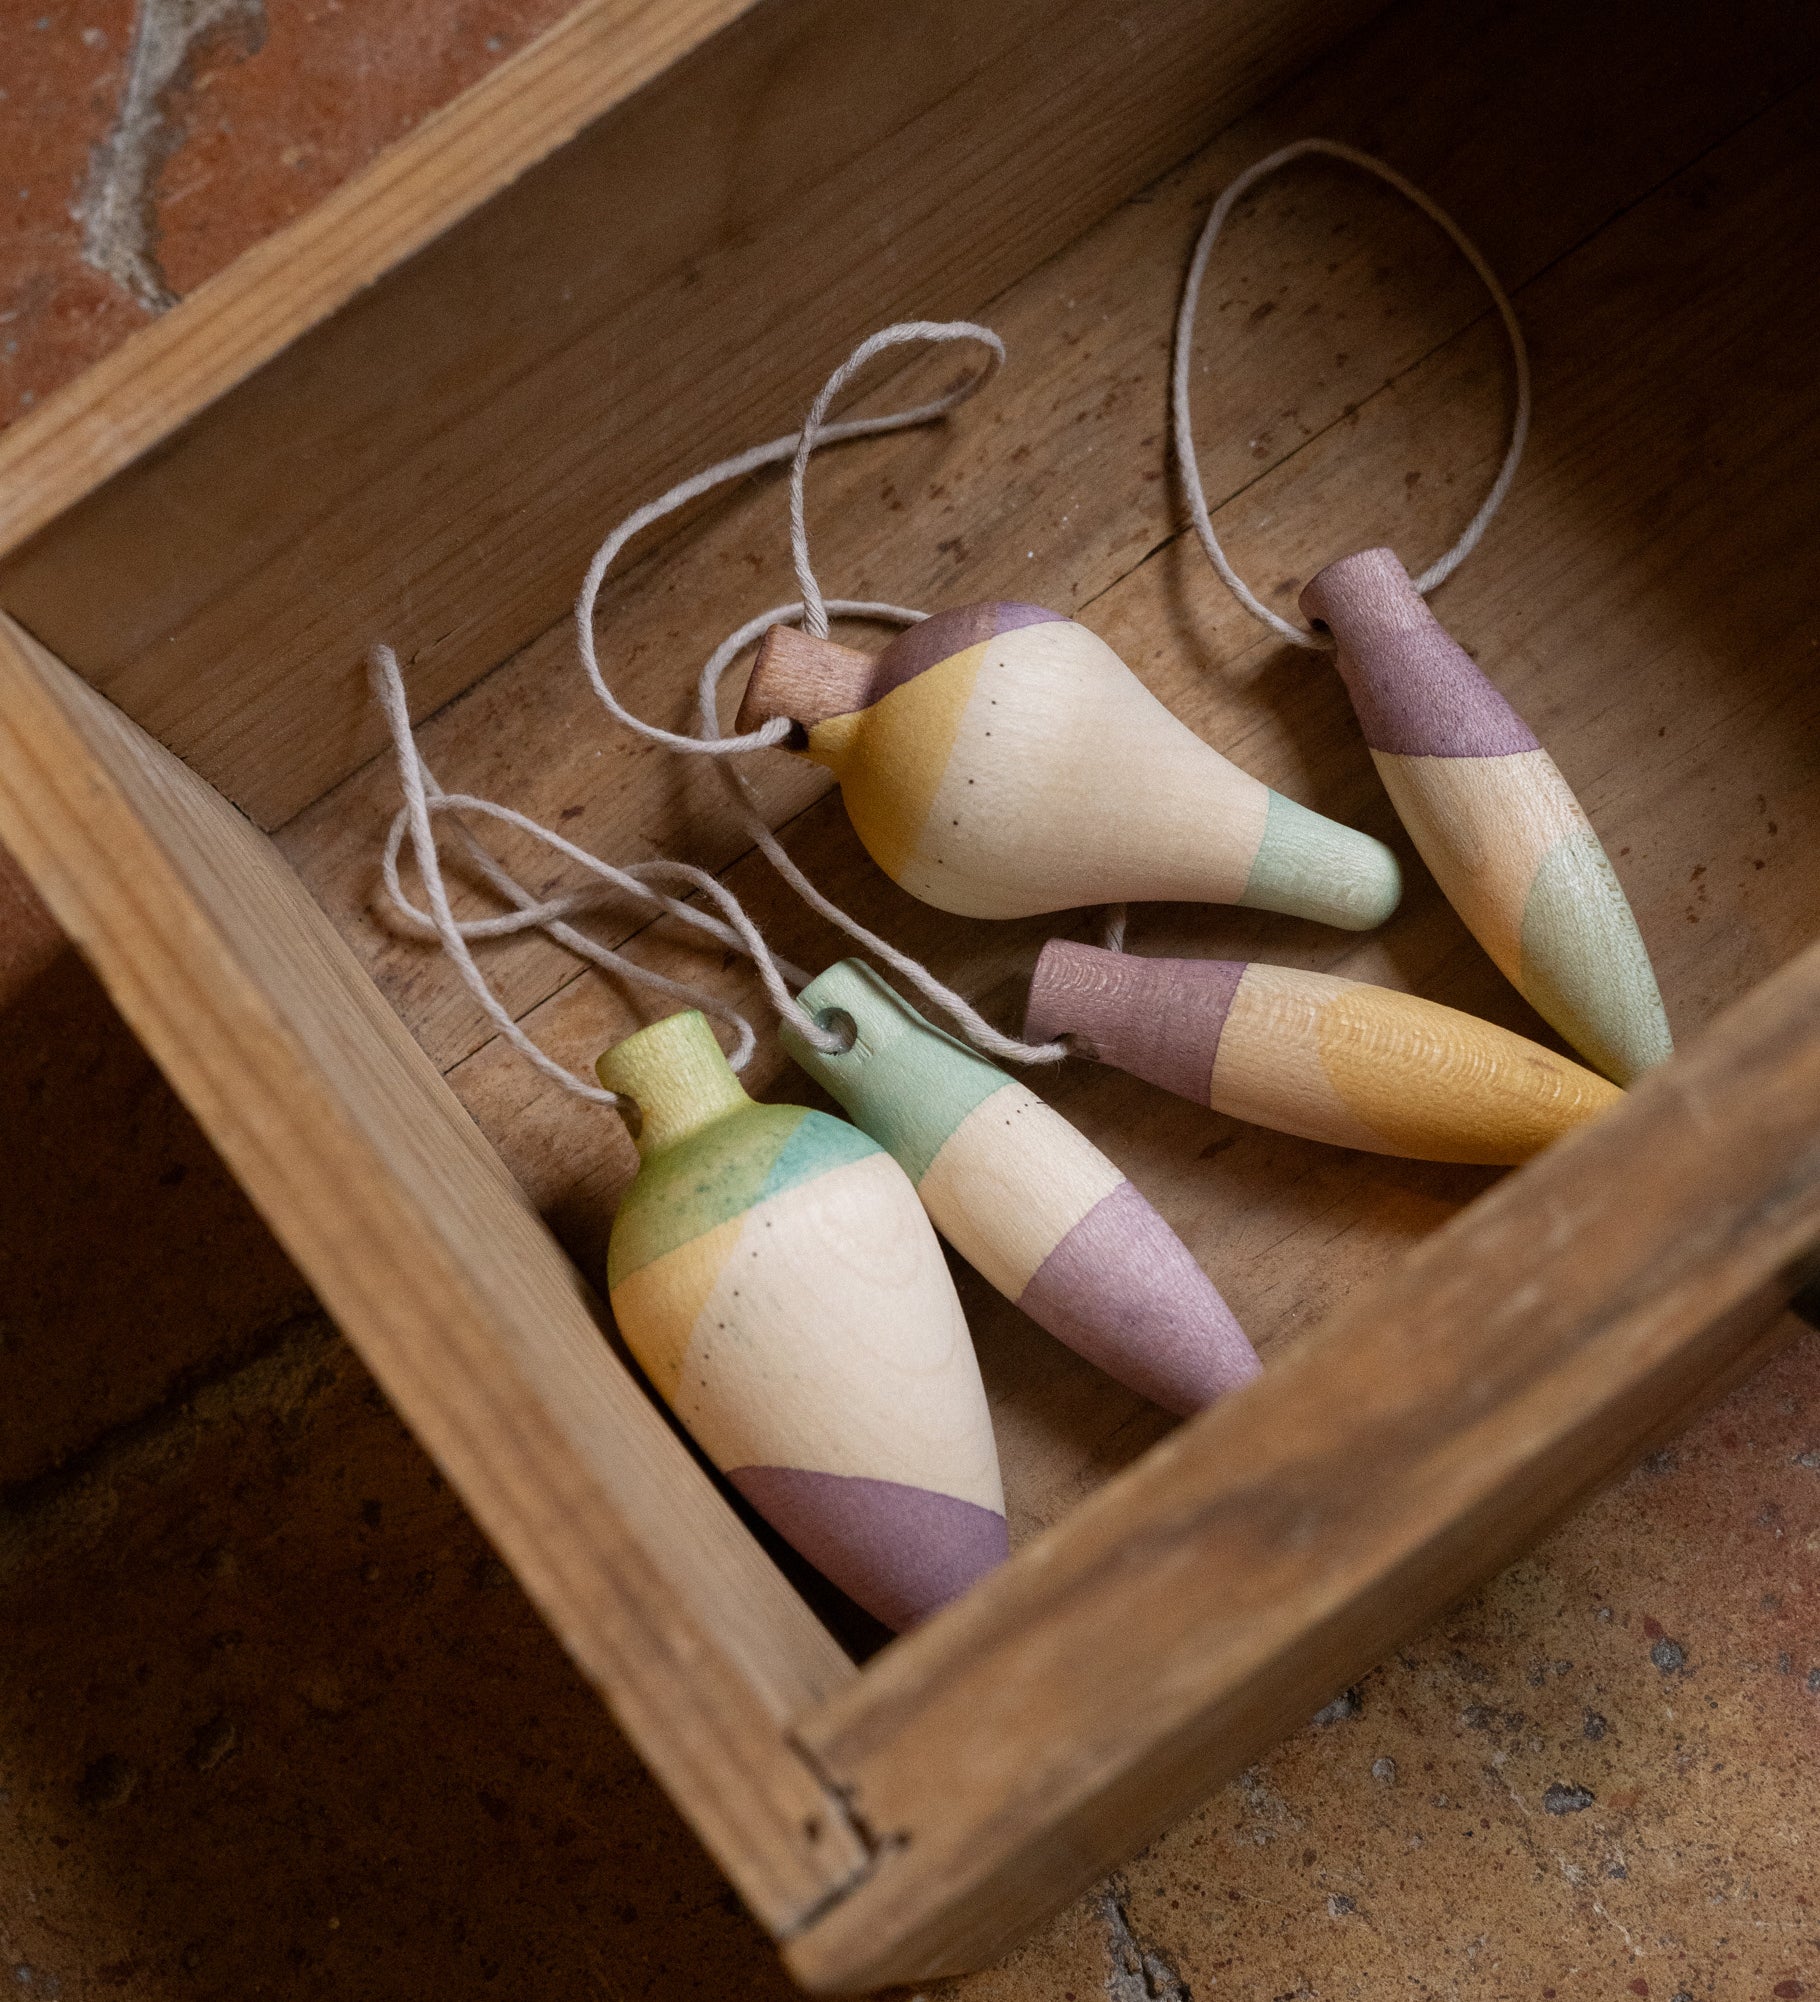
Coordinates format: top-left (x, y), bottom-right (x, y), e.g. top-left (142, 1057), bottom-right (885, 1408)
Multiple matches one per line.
top-left (780, 960), bottom-right (1260, 1416)
top-left (1301, 549), bottom-right (1671, 1084)
top-left (737, 601), bottom-right (1401, 931)
top-left (1025, 941), bottom-right (1623, 1167)
top-left (597, 1009), bottom-right (1006, 1631)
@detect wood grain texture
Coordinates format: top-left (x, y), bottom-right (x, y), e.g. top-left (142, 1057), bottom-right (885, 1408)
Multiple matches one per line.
top-left (0, 0), bottom-right (1381, 829)
top-left (598, 1009), bottom-right (1005, 1632)
top-left (1302, 547), bottom-right (1674, 1083)
top-left (786, 941), bottom-right (1820, 1989)
top-left (287, 28), bottom-right (1820, 1588)
top-left (0, 0), bottom-right (759, 565)
top-left (1, 0), bottom-right (1816, 1988)
top-left (0, 615), bottom-right (868, 1934)
top-left (269, 0), bottom-right (1820, 1090)
top-left (780, 960), bottom-right (1259, 1415)
top-left (1026, 941), bottom-right (1624, 1164)
top-left (758, 604), bottom-right (1401, 926)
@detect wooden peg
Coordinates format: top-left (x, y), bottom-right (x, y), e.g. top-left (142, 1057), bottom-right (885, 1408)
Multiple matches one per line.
top-left (1026, 941), bottom-right (1624, 1166)
top-left (596, 1009), bottom-right (1005, 1632)
top-left (1301, 549), bottom-right (1672, 1084)
top-left (734, 624), bottom-right (877, 735)
top-left (738, 601), bottom-right (1402, 931)
top-left (780, 961), bottom-right (1260, 1417)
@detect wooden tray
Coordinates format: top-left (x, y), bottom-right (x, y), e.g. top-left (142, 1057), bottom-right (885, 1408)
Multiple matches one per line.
top-left (1, 0), bottom-right (1816, 1987)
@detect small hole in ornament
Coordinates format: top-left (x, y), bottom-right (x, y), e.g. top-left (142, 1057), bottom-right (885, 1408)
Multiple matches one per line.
top-left (615, 1098), bottom-right (643, 1143)
top-left (814, 1008), bottom-right (858, 1055)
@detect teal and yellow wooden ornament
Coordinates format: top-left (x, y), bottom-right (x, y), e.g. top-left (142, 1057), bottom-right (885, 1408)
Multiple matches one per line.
top-left (778, 960), bottom-right (1260, 1415)
top-left (597, 1009), bottom-right (1006, 1631)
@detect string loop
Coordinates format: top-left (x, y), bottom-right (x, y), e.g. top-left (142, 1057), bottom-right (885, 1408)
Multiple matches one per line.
top-left (1172, 137), bottom-right (1530, 650)
top-left (574, 321), bottom-right (1003, 752)
top-left (371, 320), bottom-right (1064, 1105)
top-left (568, 320), bottom-right (1064, 1068)
top-left (370, 644), bottom-right (835, 1105)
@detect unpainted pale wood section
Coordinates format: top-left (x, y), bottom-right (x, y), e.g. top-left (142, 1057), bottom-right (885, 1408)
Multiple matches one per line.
top-left (597, 1010), bottom-right (1005, 1633)
top-left (785, 944), bottom-right (1820, 1988)
top-left (0, 0), bottom-right (759, 564)
top-left (1023, 942), bottom-right (1623, 1165)
top-left (271, 0), bottom-right (1820, 1093)
top-left (0, 616), bottom-right (867, 1932)
top-left (0, 0), bottom-right (1383, 830)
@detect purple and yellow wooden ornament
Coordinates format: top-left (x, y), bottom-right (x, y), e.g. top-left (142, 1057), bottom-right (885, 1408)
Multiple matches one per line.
top-left (779, 960), bottom-right (1259, 1416)
top-left (1301, 549), bottom-right (1671, 1084)
top-left (597, 1009), bottom-right (1005, 1631)
top-left (1026, 940), bottom-right (1623, 1167)
top-left (737, 602), bottom-right (1401, 931)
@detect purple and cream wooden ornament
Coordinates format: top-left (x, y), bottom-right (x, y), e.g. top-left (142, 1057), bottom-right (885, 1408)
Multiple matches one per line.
top-left (1027, 940), bottom-right (1623, 1167)
top-left (779, 959), bottom-right (1259, 1415)
top-left (1301, 550), bottom-right (1672, 1084)
top-left (736, 603), bottom-right (1401, 931)
top-left (1173, 142), bottom-right (1671, 1086)
top-left (598, 1009), bottom-right (1006, 1631)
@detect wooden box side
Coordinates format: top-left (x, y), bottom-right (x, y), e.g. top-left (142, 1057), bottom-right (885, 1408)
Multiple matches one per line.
top-left (0, 0), bottom-right (1383, 830)
top-left (783, 945), bottom-right (1820, 1987)
top-left (0, 613), bottom-right (869, 1935)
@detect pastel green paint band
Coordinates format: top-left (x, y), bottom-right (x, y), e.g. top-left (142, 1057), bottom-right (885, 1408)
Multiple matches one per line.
top-left (782, 960), bottom-right (1009, 1186)
top-left (1520, 825), bottom-right (1673, 1086)
top-left (1238, 788), bottom-right (1402, 931)
top-left (607, 1101), bottom-right (878, 1286)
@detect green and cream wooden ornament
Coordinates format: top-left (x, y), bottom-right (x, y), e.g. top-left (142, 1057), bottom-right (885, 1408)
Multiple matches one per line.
top-left (736, 605), bottom-right (1401, 930)
top-left (597, 1009), bottom-right (1006, 1632)
top-left (780, 961), bottom-right (1260, 1415)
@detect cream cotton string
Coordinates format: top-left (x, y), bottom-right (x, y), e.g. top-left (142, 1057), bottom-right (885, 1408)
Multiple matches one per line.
top-left (572, 319), bottom-right (1067, 1069)
top-left (1172, 137), bottom-right (1531, 652)
top-left (370, 645), bottom-right (813, 1105)
top-left (372, 320), bottom-right (1066, 1107)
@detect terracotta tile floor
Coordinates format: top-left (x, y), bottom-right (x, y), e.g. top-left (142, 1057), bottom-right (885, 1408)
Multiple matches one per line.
top-left (1, 6), bottom-right (1816, 1999)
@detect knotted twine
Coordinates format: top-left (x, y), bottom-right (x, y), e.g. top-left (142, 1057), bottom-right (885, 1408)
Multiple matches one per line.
top-left (373, 321), bottom-right (1068, 1111)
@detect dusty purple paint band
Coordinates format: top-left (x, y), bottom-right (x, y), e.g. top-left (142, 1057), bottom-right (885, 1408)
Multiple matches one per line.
top-left (1300, 548), bottom-right (1538, 759)
top-left (869, 600), bottom-right (1064, 703)
top-left (1018, 1180), bottom-right (1260, 1416)
top-left (728, 1466), bottom-right (1007, 1632)
top-left (1025, 940), bottom-right (1245, 1107)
